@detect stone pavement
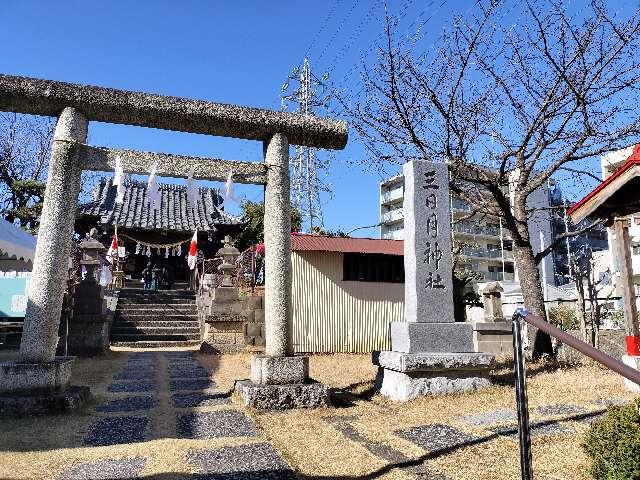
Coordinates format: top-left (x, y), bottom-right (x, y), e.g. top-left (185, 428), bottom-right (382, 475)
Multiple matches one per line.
top-left (59, 351), bottom-right (295, 480)
top-left (54, 350), bottom-right (627, 479)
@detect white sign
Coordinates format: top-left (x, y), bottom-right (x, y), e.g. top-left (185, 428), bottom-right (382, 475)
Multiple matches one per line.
top-left (11, 294), bottom-right (27, 313)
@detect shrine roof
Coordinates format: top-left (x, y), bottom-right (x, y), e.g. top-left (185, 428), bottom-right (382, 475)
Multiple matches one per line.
top-left (568, 144), bottom-right (640, 223)
top-left (77, 178), bottom-right (244, 233)
top-left (291, 234), bottom-right (403, 256)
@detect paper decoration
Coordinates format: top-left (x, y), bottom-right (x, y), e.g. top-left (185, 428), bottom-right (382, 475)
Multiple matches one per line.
top-left (118, 246), bottom-right (126, 258)
top-left (135, 242), bottom-right (141, 255)
top-left (224, 170), bottom-right (241, 204)
top-left (146, 246), bottom-right (151, 257)
top-left (165, 247), bottom-right (169, 258)
top-left (146, 162), bottom-right (160, 211)
top-left (177, 245), bottom-right (182, 256)
top-left (113, 155), bottom-right (126, 204)
top-left (186, 167), bottom-right (199, 211)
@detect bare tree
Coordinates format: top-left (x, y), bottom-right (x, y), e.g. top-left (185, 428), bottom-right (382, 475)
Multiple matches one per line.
top-left (346, 0), bottom-right (640, 357)
top-left (0, 113), bottom-right (53, 232)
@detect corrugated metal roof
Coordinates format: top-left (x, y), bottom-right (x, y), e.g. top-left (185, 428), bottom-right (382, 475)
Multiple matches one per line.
top-left (291, 234), bottom-right (403, 256)
top-left (78, 178), bottom-right (244, 233)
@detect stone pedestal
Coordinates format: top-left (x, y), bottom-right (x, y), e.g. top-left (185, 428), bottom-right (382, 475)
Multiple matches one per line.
top-left (375, 160), bottom-right (494, 401)
top-left (473, 322), bottom-right (513, 355)
top-left (235, 355), bottom-right (329, 409)
top-left (622, 355), bottom-right (640, 392)
top-left (0, 357), bottom-right (90, 416)
top-left (68, 281), bottom-right (111, 356)
top-left (200, 287), bottom-right (265, 353)
top-left (373, 351), bottom-right (494, 401)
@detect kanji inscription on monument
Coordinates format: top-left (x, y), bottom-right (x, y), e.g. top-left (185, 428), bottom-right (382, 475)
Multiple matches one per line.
top-left (403, 160), bottom-right (454, 323)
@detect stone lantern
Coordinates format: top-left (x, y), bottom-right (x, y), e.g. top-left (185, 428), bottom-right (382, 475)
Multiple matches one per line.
top-left (216, 235), bottom-right (241, 288)
top-left (78, 228), bottom-right (105, 284)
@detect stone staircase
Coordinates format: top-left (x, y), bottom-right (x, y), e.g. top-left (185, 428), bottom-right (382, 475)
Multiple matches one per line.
top-left (110, 289), bottom-right (201, 348)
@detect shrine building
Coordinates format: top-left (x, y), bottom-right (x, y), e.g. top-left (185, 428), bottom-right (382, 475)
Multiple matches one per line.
top-left (75, 177), bottom-right (245, 284)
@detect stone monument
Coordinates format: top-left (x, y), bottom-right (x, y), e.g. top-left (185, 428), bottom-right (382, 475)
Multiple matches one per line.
top-left (373, 160), bottom-right (495, 401)
top-left (472, 282), bottom-right (513, 355)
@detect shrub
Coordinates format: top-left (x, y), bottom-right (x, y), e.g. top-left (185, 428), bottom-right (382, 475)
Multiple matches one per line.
top-left (548, 304), bottom-right (578, 330)
top-left (582, 398), bottom-right (640, 479)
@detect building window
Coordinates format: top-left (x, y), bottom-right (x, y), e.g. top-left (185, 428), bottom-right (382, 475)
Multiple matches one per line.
top-left (633, 244), bottom-right (640, 256)
top-left (343, 253), bottom-right (404, 283)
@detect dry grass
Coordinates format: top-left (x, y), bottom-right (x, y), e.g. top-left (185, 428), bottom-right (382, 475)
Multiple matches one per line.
top-left (0, 351), bottom-right (636, 480)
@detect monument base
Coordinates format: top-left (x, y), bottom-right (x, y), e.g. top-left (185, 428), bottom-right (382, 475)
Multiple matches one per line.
top-left (0, 385), bottom-right (90, 417)
top-left (472, 321), bottom-right (513, 355)
top-left (390, 322), bottom-right (475, 353)
top-left (622, 355), bottom-right (640, 392)
top-left (0, 357), bottom-right (76, 395)
top-left (373, 351), bottom-right (494, 401)
top-left (235, 355), bottom-right (329, 409)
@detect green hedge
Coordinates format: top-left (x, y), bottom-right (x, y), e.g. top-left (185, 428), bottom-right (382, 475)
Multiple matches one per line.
top-left (583, 398), bottom-right (640, 479)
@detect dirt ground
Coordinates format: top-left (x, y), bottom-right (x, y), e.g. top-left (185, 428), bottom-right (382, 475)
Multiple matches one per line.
top-left (0, 349), bottom-right (636, 480)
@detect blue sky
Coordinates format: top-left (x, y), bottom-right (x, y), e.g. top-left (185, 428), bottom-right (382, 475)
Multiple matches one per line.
top-left (1, 1), bottom-right (630, 235)
top-left (0, 0), bottom-right (461, 237)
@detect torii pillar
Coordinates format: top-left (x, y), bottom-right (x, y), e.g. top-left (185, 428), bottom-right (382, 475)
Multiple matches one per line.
top-left (235, 133), bottom-right (330, 409)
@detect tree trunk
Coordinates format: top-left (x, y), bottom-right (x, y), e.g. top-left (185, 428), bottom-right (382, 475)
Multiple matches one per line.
top-left (575, 277), bottom-right (588, 343)
top-left (513, 244), bottom-right (555, 358)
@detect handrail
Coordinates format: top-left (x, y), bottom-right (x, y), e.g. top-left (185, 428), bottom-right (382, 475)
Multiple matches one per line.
top-left (519, 311), bottom-right (640, 385)
top-left (512, 309), bottom-right (640, 480)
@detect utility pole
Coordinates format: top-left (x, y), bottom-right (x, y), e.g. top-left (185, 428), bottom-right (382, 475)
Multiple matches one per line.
top-left (281, 58), bottom-right (331, 232)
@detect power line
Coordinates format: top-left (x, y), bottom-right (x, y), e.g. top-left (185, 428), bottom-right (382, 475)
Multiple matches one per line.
top-left (303, 0), bottom-right (341, 59)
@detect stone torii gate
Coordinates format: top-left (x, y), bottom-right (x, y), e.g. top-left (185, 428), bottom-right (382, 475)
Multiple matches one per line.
top-left (0, 74), bottom-right (347, 412)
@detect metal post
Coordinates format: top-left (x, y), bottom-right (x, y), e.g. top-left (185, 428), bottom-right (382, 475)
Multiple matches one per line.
top-left (512, 310), bottom-right (533, 480)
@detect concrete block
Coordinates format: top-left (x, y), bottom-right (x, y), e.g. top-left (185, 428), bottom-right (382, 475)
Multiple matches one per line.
top-left (622, 355), bottom-right (640, 392)
top-left (373, 351), bottom-right (495, 373)
top-left (213, 287), bottom-right (239, 303)
top-left (390, 322), bottom-right (475, 353)
top-left (254, 309), bottom-right (265, 323)
top-left (250, 356), bottom-right (308, 385)
top-left (210, 322), bottom-right (244, 333)
top-left (375, 367), bottom-right (491, 401)
top-left (473, 321), bottom-right (512, 333)
top-left (0, 385), bottom-right (90, 417)
top-left (212, 332), bottom-right (238, 345)
top-left (235, 380), bottom-right (329, 409)
top-left (0, 357), bottom-right (76, 394)
top-left (242, 295), bottom-right (263, 311)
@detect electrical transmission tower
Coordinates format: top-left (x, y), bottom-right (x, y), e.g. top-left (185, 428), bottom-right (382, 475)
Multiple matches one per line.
top-left (281, 58), bottom-right (332, 232)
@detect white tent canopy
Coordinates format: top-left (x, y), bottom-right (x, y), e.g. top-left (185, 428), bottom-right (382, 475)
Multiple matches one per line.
top-left (0, 218), bottom-right (37, 262)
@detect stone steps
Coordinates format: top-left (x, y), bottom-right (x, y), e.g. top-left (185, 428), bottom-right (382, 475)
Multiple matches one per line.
top-left (117, 313), bottom-right (198, 320)
top-left (119, 303), bottom-right (198, 313)
top-left (110, 340), bottom-right (202, 348)
top-left (110, 289), bottom-right (200, 348)
top-left (118, 297), bottom-right (196, 307)
top-left (111, 326), bottom-right (200, 335)
top-left (111, 332), bottom-right (201, 342)
top-left (114, 320), bottom-right (200, 328)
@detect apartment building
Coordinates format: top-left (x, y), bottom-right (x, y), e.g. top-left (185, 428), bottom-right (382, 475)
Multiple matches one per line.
top-left (379, 172), bottom-right (555, 285)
